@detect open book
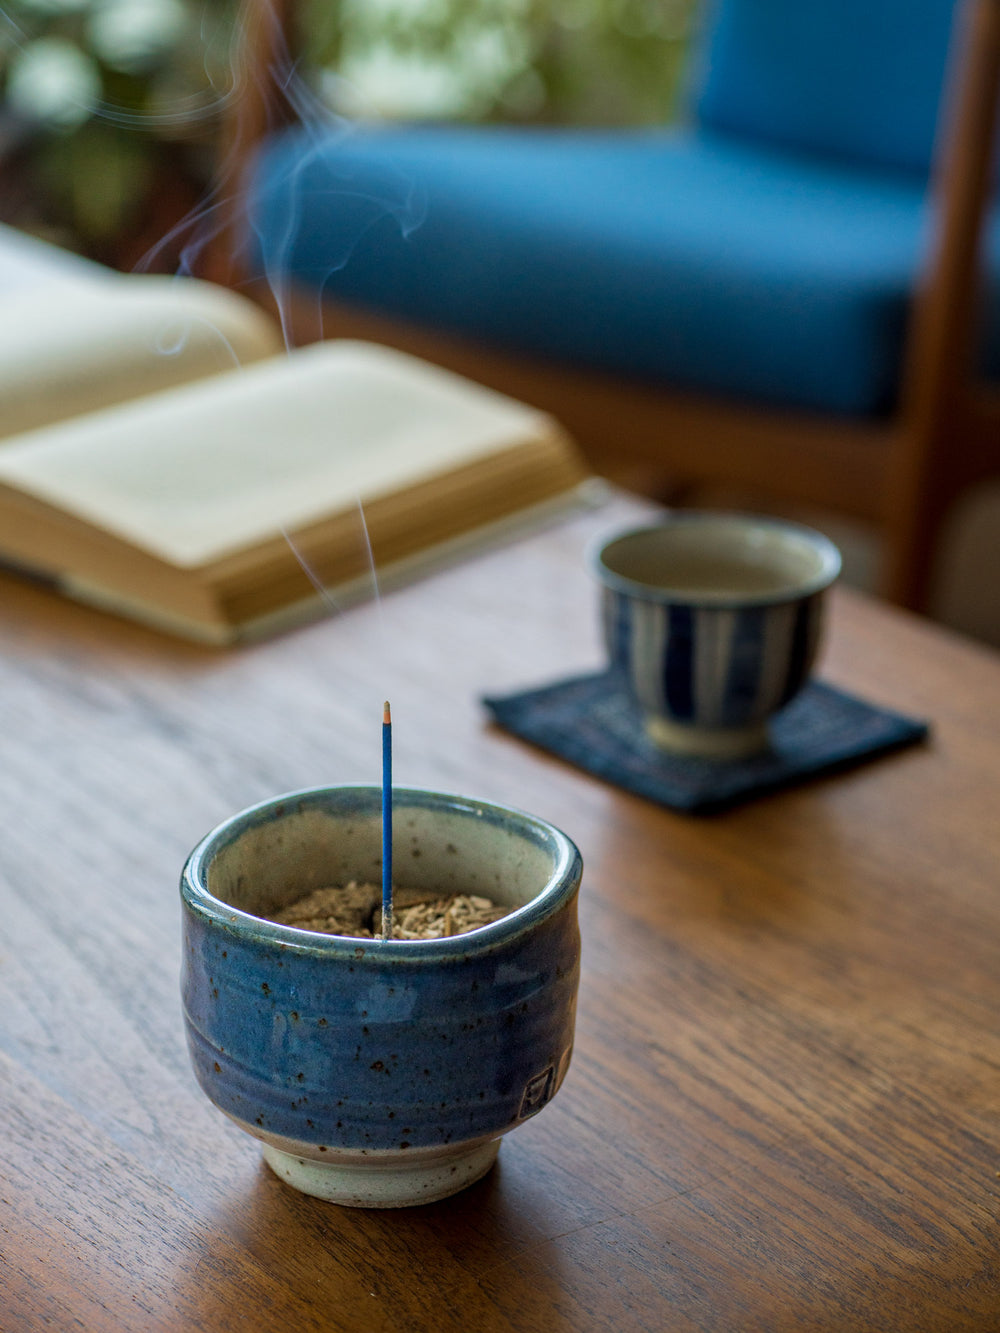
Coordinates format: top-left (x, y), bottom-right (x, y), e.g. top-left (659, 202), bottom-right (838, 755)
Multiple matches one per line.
top-left (0, 274), bottom-right (589, 644)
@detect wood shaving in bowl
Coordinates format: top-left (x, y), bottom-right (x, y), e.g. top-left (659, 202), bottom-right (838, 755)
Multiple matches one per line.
top-left (270, 882), bottom-right (509, 939)
top-left (375, 894), bottom-right (509, 939)
top-left (271, 880), bottom-right (379, 937)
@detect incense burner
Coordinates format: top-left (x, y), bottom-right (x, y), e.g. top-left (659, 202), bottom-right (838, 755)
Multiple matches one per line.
top-left (180, 786), bottom-right (582, 1207)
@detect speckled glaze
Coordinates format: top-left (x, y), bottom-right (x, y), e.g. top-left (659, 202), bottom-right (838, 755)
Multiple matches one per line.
top-left (180, 787), bottom-right (582, 1207)
top-left (594, 514), bottom-right (841, 758)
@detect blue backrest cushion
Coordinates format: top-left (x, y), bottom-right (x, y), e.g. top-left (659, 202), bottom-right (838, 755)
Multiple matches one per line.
top-left (695, 0), bottom-right (960, 174)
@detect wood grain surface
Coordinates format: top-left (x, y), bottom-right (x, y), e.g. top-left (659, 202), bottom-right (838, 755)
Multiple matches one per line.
top-left (1, 490), bottom-right (999, 1331)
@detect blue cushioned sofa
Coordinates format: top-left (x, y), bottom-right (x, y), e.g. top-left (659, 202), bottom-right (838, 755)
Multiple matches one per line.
top-left (215, 0), bottom-right (1000, 611)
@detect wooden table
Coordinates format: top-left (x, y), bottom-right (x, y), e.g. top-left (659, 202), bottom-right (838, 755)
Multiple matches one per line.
top-left (2, 491), bottom-right (999, 1331)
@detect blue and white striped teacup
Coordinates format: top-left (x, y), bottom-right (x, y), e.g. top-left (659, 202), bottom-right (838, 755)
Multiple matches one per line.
top-left (594, 514), bottom-right (842, 759)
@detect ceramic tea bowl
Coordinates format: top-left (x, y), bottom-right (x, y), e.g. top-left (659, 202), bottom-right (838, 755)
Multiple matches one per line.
top-left (180, 786), bottom-right (582, 1208)
top-left (593, 513), bottom-right (841, 758)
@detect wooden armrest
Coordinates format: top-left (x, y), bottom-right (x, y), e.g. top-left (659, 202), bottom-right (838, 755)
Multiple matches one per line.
top-left (197, 0), bottom-right (298, 285)
top-left (886, 0), bottom-right (1000, 604)
top-left (901, 0), bottom-right (1000, 422)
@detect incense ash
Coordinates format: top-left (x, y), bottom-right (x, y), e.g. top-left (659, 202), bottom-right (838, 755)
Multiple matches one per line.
top-left (272, 882), bottom-right (510, 940)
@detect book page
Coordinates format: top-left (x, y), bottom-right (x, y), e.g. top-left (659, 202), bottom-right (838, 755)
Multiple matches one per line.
top-left (0, 223), bottom-right (106, 299)
top-left (0, 340), bottom-right (561, 569)
top-left (0, 274), bottom-right (284, 438)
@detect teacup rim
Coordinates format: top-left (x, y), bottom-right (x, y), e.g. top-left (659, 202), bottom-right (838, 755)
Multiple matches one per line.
top-left (591, 511), bottom-right (842, 608)
top-left (181, 785), bottom-right (583, 960)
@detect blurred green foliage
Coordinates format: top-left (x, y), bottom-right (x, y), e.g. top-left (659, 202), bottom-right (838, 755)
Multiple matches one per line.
top-left (0, 0), bottom-right (697, 260)
top-left (303, 0), bottom-right (698, 125)
top-left (0, 0), bottom-right (235, 256)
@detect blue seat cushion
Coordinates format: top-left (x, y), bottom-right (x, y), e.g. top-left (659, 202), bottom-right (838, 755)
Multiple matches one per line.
top-left (247, 123), bottom-right (997, 416)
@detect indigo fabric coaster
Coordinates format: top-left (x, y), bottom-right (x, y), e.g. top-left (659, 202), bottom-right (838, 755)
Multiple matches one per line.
top-left (482, 673), bottom-right (928, 814)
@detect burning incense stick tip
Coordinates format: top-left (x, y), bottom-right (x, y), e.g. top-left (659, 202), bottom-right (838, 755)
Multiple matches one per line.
top-left (383, 700), bottom-right (391, 725)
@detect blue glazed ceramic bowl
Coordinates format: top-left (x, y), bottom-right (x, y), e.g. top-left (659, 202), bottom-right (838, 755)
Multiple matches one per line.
top-left (180, 786), bottom-right (582, 1207)
top-left (594, 513), bottom-right (841, 758)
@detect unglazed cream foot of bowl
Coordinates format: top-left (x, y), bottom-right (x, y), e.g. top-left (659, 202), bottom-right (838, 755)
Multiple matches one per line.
top-left (180, 786), bottom-right (582, 1208)
top-left (593, 513), bottom-right (841, 759)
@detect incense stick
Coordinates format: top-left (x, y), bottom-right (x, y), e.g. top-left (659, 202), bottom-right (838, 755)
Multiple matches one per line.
top-left (381, 700), bottom-right (393, 941)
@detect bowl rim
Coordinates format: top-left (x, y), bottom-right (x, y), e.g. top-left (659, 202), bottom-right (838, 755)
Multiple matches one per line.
top-left (590, 511), bottom-right (842, 608)
top-left (181, 785), bottom-right (583, 961)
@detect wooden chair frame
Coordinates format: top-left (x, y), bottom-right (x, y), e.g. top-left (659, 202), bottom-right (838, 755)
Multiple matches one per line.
top-left (208, 0), bottom-right (1000, 612)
